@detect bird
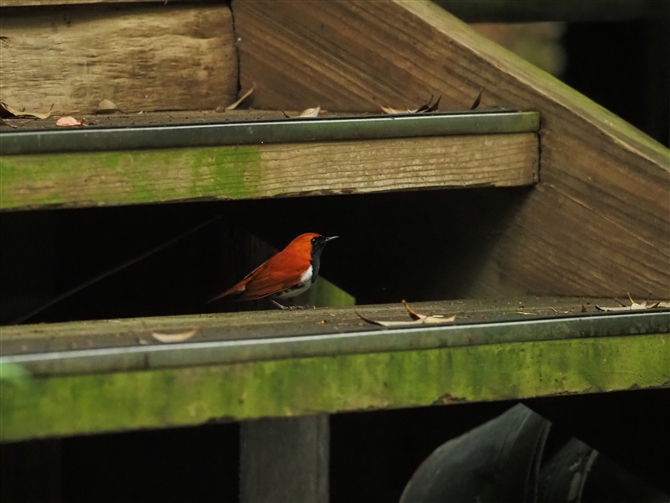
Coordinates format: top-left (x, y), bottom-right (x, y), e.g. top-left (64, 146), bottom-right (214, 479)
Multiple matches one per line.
top-left (208, 233), bottom-right (339, 309)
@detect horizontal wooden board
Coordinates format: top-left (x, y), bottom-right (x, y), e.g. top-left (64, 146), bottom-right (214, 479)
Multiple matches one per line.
top-left (0, 133), bottom-right (539, 210)
top-left (0, 4), bottom-right (237, 115)
top-left (1, 297), bottom-right (665, 357)
top-left (1, 332), bottom-right (667, 440)
top-left (233, 0), bottom-right (670, 299)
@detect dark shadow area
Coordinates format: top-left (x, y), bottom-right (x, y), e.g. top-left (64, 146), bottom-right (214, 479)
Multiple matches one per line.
top-left (526, 387), bottom-right (670, 495)
top-left (1, 422), bottom-right (240, 503)
top-left (562, 19), bottom-right (669, 147)
top-left (329, 400), bottom-right (517, 503)
top-left (0, 186), bottom-right (530, 325)
top-left (62, 423), bottom-right (240, 502)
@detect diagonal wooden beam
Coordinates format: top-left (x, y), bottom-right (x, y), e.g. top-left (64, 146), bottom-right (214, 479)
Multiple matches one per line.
top-left (234, 0), bottom-right (670, 298)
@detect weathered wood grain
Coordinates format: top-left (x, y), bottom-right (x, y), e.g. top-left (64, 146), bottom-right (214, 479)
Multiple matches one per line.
top-left (234, 0), bottom-right (670, 299)
top-left (240, 416), bottom-right (329, 503)
top-left (1, 297), bottom-right (661, 355)
top-left (0, 4), bottom-right (237, 115)
top-left (0, 133), bottom-right (539, 210)
top-left (2, 332), bottom-right (668, 440)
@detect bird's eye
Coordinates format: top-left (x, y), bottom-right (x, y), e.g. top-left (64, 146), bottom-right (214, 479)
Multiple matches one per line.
top-left (311, 237), bottom-right (318, 245)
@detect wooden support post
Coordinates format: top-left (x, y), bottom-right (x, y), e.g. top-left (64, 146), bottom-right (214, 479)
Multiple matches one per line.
top-left (240, 415), bottom-right (329, 503)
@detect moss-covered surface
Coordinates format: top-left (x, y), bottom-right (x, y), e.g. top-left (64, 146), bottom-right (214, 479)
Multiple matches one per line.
top-left (0, 146), bottom-right (262, 209)
top-left (1, 333), bottom-right (667, 441)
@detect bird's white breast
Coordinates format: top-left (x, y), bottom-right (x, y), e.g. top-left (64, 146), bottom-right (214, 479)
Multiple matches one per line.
top-left (274, 266), bottom-right (313, 299)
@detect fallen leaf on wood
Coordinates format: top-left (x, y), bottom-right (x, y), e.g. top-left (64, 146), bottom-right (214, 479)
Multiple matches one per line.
top-left (470, 89), bottom-right (483, 110)
top-left (655, 301), bottom-right (670, 308)
top-left (416, 95), bottom-right (441, 113)
top-left (95, 99), bottom-right (120, 115)
top-left (356, 300), bottom-right (456, 327)
top-left (595, 293), bottom-right (652, 312)
top-left (380, 105), bottom-right (417, 114)
top-left (0, 118), bottom-right (18, 128)
top-left (56, 116), bottom-right (86, 127)
top-left (282, 106), bottom-right (321, 118)
top-left (298, 106), bottom-right (320, 117)
top-left (426, 95), bottom-right (441, 112)
top-left (225, 84), bottom-right (256, 111)
top-left (380, 95), bottom-right (441, 115)
top-left (0, 101), bottom-right (54, 119)
top-left (581, 304), bottom-right (587, 313)
top-left (550, 307), bottom-right (572, 314)
top-left (151, 329), bottom-right (197, 343)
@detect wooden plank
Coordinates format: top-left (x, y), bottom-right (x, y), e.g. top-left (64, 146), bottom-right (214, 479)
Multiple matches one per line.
top-left (1, 297), bottom-right (633, 356)
top-left (0, 4), bottom-right (237, 115)
top-left (233, 0), bottom-right (670, 299)
top-left (1, 332), bottom-right (668, 441)
top-left (240, 416), bottom-right (329, 503)
top-left (0, 133), bottom-right (539, 210)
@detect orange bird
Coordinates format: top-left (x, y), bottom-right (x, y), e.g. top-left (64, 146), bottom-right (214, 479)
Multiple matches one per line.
top-left (208, 233), bottom-right (338, 308)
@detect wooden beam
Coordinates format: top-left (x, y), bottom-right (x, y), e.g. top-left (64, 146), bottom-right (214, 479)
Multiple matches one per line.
top-left (240, 416), bottom-right (329, 503)
top-left (1, 331), bottom-right (668, 441)
top-left (0, 133), bottom-right (539, 210)
top-left (0, 4), bottom-right (237, 115)
top-left (233, 0), bottom-right (670, 299)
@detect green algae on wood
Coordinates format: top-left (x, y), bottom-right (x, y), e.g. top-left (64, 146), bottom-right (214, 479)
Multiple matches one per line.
top-left (0, 146), bottom-right (262, 209)
top-left (1, 333), bottom-right (667, 441)
top-left (0, 134), bottom-right (538, 210)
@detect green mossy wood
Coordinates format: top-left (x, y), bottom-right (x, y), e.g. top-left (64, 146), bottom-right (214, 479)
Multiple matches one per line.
top-left (0, 133), bottom-right (538, 210)
top-left (2, 333), bottom-right (668, 441)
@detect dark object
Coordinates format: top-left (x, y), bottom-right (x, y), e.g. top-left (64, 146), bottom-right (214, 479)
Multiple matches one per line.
top-left (539, 437), bottom-right (669, 503)
top-left (399, 404), bottom-right (550, 502)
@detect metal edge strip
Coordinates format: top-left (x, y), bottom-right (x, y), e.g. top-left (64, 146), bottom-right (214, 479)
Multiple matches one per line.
top-left (0, 111), bottom-right (540, 155)
top-left (2, 311), bottom-right (667, 377)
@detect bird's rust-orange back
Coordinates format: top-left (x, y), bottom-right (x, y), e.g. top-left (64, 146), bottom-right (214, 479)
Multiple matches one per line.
top-left (210, 233), bottom-right (322, 302)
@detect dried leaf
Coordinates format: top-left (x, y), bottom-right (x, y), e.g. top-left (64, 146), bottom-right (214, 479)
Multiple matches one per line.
top-left (298, 106), bottom-right (320, 118)
top-left (595, 293), bottom-right (650, 312)
top-left (470, 89), bottom-right (483, 110)
top-left (225, 84), bottom-right (256, 111)
top-left (415, 95), bottom-right (433, 113)
top-left (151, 329), bottom-right (197, 343)
top-left (380, 105), bottom-right (417, 114)
top-left (655, 301), bottom-right (670, 308)
top-left (0, 118), bottom-right (18, 128)
top-left (380, 94), bottom-right (440, 115)
top-left (95, 99), bottom-right (119, 115)
top-left (356, 301), bottom-right (456, 327)
top-left (581, 304), bottom-right (587, 313)
top-left (425, 95), bottom-right (441, 112)
top-left (0, 101), bottom-right (54, 119)
top-left (355, 311), bottom-right (420, 327)
top-left (56, 116), bottom-right (86, 127)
